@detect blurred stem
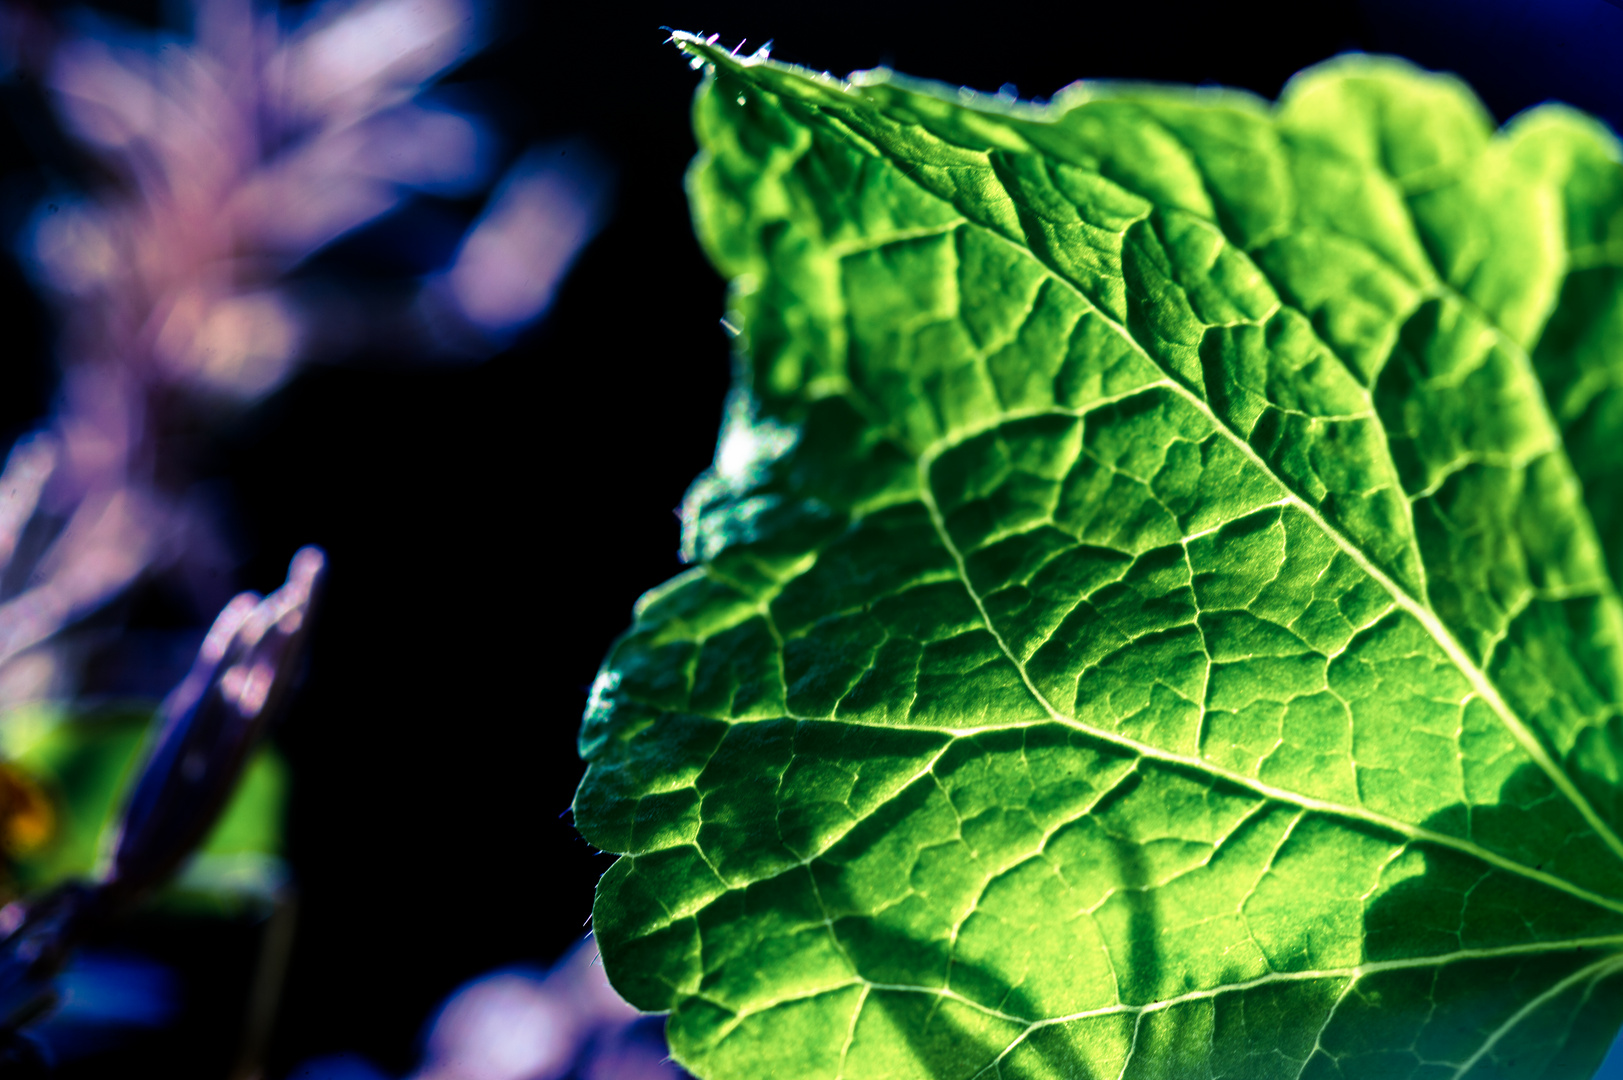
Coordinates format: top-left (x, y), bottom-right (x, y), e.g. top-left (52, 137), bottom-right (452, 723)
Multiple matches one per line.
top-left (228, 886), bottom-right (298, 1080)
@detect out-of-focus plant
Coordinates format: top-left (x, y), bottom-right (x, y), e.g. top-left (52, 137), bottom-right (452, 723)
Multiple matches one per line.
top-left (0, 0), bottom-right (612, 1066)
top-left (0, 547), bottom-right (323, 1072)
top-left (0, 0), bottom-right (610, 720)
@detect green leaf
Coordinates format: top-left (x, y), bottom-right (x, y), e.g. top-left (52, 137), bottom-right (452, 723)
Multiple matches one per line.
top-left (576, 40), bottom-right (1623, 1079)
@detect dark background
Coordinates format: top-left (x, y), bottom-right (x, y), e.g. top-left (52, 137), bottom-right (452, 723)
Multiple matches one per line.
top-left (1, 0), bottom-right (1621, 1075)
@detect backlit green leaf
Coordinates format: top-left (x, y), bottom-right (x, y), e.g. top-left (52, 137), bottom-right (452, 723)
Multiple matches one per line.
top-left (576, 40), bottom-right (1623, 1079)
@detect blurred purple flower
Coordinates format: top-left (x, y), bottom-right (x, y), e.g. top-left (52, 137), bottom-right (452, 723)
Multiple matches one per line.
top-left (0, 0), bottom-right (610, 705)
top-left (435, 144), bottom-right (611, 339)
top-left (416, 939), bottom-right (663, 1080)
top-left (294, 937), bottom-right (686, 1080)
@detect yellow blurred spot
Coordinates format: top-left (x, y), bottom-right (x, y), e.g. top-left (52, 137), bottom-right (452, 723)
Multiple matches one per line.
top-left (0, 764), bottom-right (55, 855)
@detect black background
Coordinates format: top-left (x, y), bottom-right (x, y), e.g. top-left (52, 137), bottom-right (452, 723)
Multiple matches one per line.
top-left (0, 0), bottom-right (1621, 1075)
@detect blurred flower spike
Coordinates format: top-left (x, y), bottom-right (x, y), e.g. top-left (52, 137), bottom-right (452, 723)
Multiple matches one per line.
top-left (23, 0), bottom-right (612, 392)
top-left (0, 0), bottom-right (610, 705)
top-left (108, 545), bottom-right (325, 903)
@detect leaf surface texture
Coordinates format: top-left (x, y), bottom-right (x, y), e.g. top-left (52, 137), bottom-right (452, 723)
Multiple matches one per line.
top-left (577, 41), bottom-right (1623, 1079)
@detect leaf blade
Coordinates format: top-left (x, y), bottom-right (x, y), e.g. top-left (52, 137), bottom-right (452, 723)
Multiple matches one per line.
top-left (579, 41), bottom-right (1623, 1078)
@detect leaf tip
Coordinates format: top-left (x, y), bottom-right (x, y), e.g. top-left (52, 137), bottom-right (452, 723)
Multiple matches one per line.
top-left (670, 29), bottom-right (775, 71)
